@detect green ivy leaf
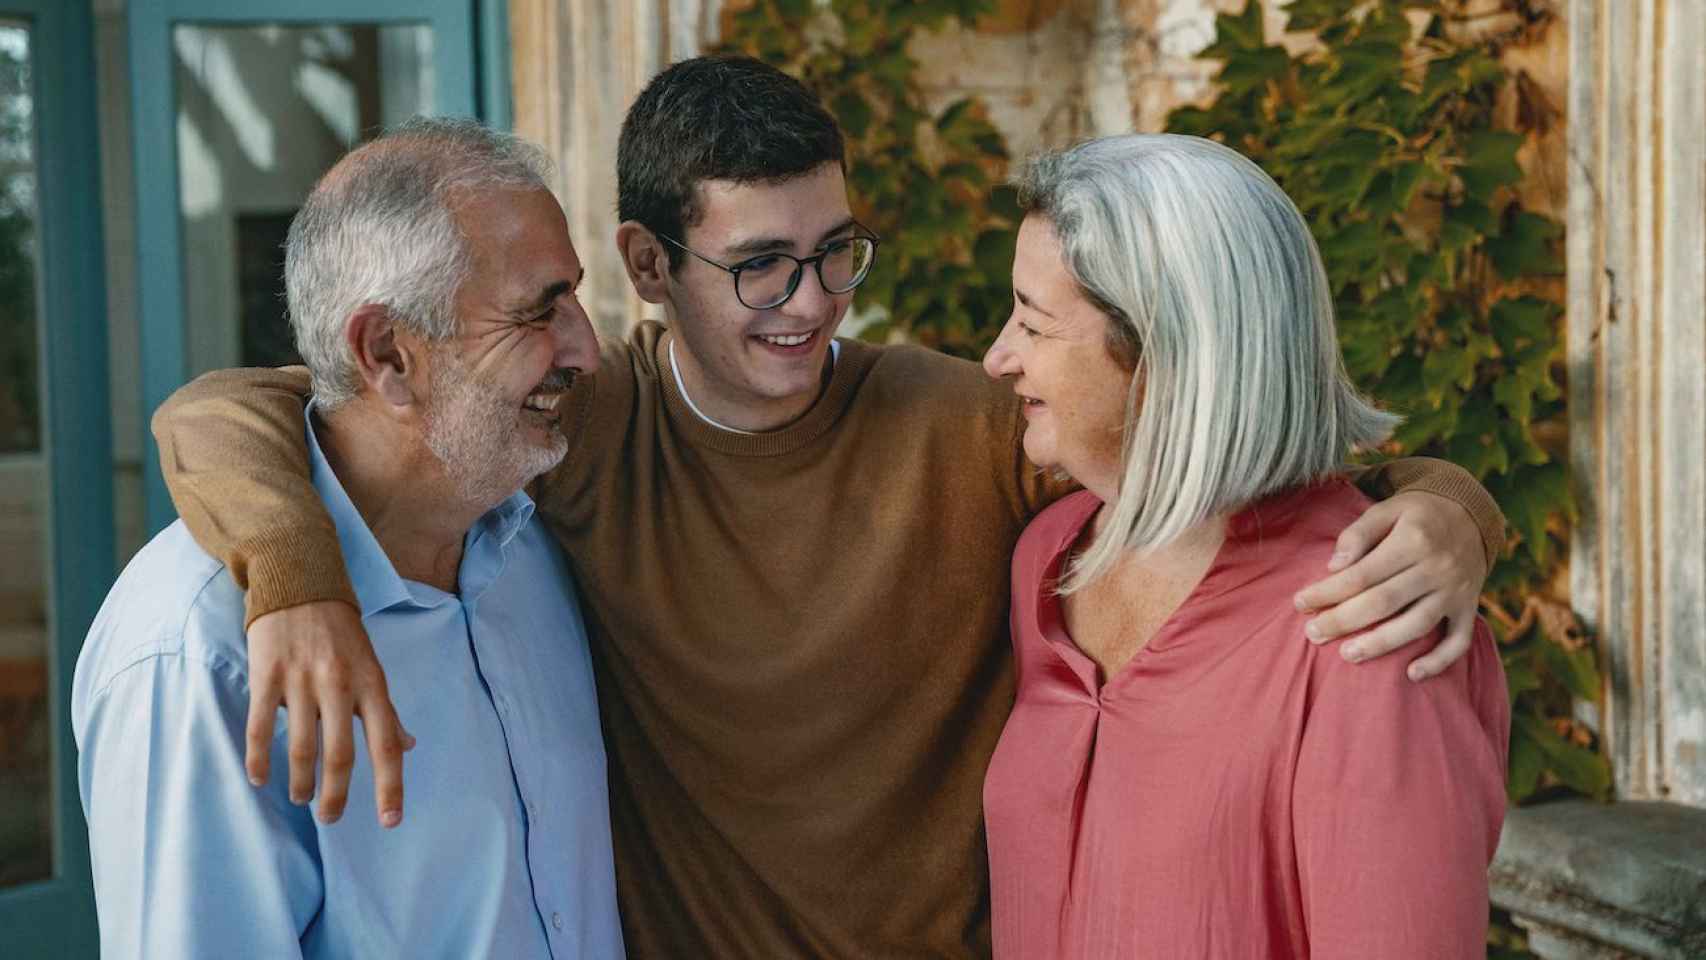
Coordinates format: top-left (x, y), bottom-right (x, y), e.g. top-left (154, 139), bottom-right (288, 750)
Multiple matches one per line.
top-left (1496, 462), bottom-right (1570, 566)
top-left (1460, 131), bottom-right (1525, 201)
top-left (988, 184), bottom-right (1022, 222)
top-left (1507, 726), bottom-right (1545, 803)
top-left (1488, 210), bottom-right (1563, 278)
top-left (1284, 0), bottom-right (1359, 32)
top-left (1445, 407), bottom-right (1510, 479)
top-left (1331, 41), bottom-right (1405, 102)
top-left (1515, 711), bottom-right (1612, 799)
top-left (1503, 652), bottom-right (1543, 700)
top-left (1538, 633), bottom-right (1602, 702)
top-left (1217, 45), bottom-right (1291, 93)
top-left (833, 92), bottom-right (873, 139)
top-left (1167, 106), bottom-right (1221, 138)
top-left (973, 229), bottom-right (1017, 287)
top-left (1206, 1), bottom-right (1267, 55)
top-left (1490, 296), bottom-right (1561, 355)
top-left (1388, 161), bottom-right (1429, 211)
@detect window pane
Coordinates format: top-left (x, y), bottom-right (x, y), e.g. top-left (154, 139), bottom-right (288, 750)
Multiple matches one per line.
top-left (172, 23), bottom-right (434, 374)
top-left (0, 17), bottom-right (53, 891)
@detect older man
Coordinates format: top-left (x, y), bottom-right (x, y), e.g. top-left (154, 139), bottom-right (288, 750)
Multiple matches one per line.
top-left (71, 119), bottom-right (622, 958)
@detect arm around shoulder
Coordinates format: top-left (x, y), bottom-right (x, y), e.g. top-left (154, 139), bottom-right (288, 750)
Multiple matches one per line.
top-left (151, 366), bottom-right (354, 623)
top-left (1350, 457), bottom-right (1505, 569)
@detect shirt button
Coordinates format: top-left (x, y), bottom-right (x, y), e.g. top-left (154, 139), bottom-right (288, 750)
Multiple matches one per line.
top-left (551, 912), bottom-right (564, 931)
top-left (528, 801), bottom-right (539, 818)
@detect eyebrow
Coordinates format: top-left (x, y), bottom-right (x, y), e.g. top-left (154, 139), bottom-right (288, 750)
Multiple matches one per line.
top-left (1013, 285), bottom-right (1059, 321)
top-left (721, 217), bottom-right (860, 260)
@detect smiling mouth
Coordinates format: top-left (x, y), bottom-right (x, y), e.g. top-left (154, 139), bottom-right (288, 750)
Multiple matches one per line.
top-left (522, 370), bottom-right (577, 414)
top-left (752, 330), bottom-right (817, 348)
top-left (522, 391), bottom-right (565, 414)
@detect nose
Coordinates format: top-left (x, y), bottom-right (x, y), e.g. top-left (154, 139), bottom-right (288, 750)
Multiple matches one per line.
top-left (983, 315), bottom-right (1023, 380)
top-left (779, 261), bottom-right (840, 324)
top-left (552, 293), bottom-right (601, 375)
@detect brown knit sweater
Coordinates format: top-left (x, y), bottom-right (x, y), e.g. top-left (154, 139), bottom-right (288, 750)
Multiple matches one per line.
top-left (152, 322), bottom-right (1505, 959)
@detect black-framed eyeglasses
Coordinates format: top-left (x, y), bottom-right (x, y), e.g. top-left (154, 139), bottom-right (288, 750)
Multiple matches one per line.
top-left (657, 229), bottom-right (881, 310)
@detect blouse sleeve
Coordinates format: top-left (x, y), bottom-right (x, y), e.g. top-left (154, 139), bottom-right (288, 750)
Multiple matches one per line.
top-left (1291, 619), bottom-right (1510, 958)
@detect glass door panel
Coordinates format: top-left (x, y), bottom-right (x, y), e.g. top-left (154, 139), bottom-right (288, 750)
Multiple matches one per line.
top-left (0, 15), bottom-right (52, 893)
top-left (0, 0), bottom-right (109, 953)
top-left (174, 22), bottom-right (436, 373)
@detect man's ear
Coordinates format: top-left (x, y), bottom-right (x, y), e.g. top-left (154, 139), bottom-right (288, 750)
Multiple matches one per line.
top-left (344, 305), bottom-right (422, 408)
top-left (615, 220), bottom-right (671, 305)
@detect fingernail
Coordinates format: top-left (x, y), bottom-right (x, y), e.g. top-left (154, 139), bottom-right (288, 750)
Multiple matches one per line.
top-left (317, 810), bottom-right (342, 825)
top-left (1341, 644), bottom-right (1362, 663)
top-left (1328, 551), bottom-right (1352, 570)
top-left (381, 809), bottom-right (402, 829)
top-left (1294, 595), bottom-right (1311, 613)
top-left (1305, 621), bottom-right (1323, 643)
top-left (249, 775), bottom-right (264, 787)
top-left (1408, 665), bottom-right (1425, 682)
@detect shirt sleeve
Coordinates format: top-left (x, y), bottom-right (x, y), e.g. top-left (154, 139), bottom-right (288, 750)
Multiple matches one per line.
top-left (76, 649), bottom-right (322, 959)
top-left (150, 366), bottom-right (355, 626)
top-left (1291, 620), bottom-right (1510, 959)
top-left (1349, 457), bottom-right (1507, 570)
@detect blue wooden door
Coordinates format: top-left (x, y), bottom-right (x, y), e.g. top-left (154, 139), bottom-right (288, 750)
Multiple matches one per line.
top-left (0, 0), bottom-right (112, 955)
top-left (129, 0), bottom-right (505, 532)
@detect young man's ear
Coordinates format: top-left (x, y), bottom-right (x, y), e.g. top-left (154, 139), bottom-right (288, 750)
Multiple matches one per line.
top-left (615, 221), bottom-right (671, 304)
top-left (344, 304), bottom-right (422, 408)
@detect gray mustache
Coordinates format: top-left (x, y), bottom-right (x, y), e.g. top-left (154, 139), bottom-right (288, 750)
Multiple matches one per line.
top-left (532, 368), bottom-right (577, 394)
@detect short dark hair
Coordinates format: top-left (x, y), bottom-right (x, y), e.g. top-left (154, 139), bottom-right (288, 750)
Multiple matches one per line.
top-left (617, 55), bottom-right (846, 269)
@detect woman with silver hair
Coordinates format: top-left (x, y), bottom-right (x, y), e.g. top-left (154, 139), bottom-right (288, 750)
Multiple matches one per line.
top-left (980, 134), bottom-right (1510, 958)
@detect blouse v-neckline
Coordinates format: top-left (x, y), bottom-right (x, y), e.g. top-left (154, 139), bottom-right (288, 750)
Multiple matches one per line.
top-left (1029, 483), bottom-right (1341, 697)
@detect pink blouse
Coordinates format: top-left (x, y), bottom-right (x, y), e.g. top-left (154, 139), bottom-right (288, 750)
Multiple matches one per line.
top-left (984, 482), bottom-right (1509, 959)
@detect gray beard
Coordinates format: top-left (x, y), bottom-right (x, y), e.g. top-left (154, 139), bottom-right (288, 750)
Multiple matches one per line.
top-left (423, 349), bottom-right (567, 509)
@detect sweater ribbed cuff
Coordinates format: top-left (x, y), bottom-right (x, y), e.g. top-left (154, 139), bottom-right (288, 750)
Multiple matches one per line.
top-left (238, 525), bottom-right (359, 630)
top-left (1377, 460), bottom-right (1508, 570)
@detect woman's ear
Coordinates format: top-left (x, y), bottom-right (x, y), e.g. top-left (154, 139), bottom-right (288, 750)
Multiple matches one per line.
top-left (344, 305), bottom-right (423, 408)
top-left (616, 221), bottom-right (671, 305)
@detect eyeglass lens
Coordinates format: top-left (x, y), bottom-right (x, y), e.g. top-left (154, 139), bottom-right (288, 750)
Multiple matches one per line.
top-left (737, 237), bottom-right (876, 309)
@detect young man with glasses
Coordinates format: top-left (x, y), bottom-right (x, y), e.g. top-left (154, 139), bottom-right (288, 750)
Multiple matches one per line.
top-left (151, 56), bottom-right (1509, 958)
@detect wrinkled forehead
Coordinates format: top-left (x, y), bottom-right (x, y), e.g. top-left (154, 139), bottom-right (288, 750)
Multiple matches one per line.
top-left (451, 186), bottom-right (581, 296)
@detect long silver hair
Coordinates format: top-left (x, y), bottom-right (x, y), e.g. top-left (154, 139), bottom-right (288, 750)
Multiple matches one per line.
top-left (1016, 134), bottom-right (1400, 592)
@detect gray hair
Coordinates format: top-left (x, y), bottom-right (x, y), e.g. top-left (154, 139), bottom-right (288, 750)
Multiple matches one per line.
top-left (284, 116), bottom-right (552, 408)
top-left (1016, 133), bottom-right (1400, 593)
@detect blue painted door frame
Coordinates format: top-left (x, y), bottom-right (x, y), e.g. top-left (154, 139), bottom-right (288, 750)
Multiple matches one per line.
top-left (0, 0), bottom-right (112, 955)
top-left (131, 0), bottom-right (511, 533)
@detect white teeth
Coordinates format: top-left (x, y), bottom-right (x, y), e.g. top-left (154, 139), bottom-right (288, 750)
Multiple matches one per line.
top-left (758, 332), bottom-right (812, 347)
top-left (523, 393), bottom-right (562, 413)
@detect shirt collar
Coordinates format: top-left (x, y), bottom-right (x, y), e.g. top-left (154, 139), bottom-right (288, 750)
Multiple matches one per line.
top-left (304, 406), bottom-right (536, 614)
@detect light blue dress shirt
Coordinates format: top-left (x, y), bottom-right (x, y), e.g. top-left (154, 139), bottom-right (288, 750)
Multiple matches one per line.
top-left (72, 410), bottom-right (624, 959)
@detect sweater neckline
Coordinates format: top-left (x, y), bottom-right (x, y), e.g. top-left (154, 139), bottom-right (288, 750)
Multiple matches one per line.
top-left (656, 329), bottom-right (874, 457)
